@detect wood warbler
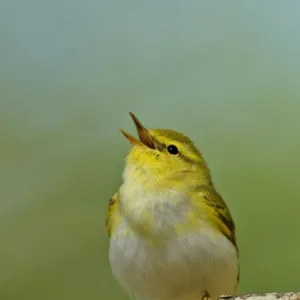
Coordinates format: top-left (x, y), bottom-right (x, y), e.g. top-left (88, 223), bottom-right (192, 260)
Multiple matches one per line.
top-left (106, 113), bottom-right (239, 300)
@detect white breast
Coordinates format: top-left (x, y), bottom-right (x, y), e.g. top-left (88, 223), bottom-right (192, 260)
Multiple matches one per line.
top-left (110, 168), bottom-right (239, 300)
top-left (109, 218), bottom-right (238, 300)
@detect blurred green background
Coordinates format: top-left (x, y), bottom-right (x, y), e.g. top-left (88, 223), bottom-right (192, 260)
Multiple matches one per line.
top-left (1, 1), bottom-right (300, 299)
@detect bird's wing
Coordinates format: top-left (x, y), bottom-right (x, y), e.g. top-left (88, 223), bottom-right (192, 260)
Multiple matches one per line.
top-left (196, 186), bottom-right (240, 285)
top-left (197, 186), bottom-right (238, 250)
top-left (106, 192), bottom-right (119, 238)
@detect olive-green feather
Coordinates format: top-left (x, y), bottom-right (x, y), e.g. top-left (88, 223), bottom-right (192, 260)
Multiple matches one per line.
top-left (106, 192), bottom-right (119, 238)
top-left (195, 185), bottom-right (238, 250)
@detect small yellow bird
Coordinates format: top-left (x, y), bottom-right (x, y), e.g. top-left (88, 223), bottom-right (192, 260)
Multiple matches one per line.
top-left (106, 113), bottom-right (239, 300)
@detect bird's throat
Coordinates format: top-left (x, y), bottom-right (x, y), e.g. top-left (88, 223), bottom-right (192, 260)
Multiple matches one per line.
top-left (119, 169), bottom-right (193, 237)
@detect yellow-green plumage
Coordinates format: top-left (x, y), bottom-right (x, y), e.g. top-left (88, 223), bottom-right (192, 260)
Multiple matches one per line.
top-left (106, 113), bottom-right (239, 300)
top-left (106, 192), bottom-right (119, 238)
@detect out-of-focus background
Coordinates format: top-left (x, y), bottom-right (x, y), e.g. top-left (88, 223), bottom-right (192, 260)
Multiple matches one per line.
top-left (1, 1), bottom-right (300, 299)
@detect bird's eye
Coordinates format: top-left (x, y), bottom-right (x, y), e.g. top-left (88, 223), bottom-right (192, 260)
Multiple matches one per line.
top-left (167, 145), bottom-right (179, 155)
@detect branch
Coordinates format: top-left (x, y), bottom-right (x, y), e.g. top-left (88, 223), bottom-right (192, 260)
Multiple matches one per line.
top-left (220, 293), bottom-right (300, 300)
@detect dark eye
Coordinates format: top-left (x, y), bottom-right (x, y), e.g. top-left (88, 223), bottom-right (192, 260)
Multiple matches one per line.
top-left (167, 145), bottom-right (179, 155)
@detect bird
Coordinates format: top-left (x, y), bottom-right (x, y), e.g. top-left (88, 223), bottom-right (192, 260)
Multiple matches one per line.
top-left (106, 112), bottom-right (239, 300)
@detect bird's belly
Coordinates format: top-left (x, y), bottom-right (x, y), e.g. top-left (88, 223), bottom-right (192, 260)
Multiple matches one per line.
top-left (109, 218), bottom-right (238, 300)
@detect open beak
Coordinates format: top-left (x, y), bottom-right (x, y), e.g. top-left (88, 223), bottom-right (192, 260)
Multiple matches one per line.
top-left (120, 112), bottom-right (155, 149)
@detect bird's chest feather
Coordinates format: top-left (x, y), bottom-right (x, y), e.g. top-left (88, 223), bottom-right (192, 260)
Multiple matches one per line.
top-left (110, 181), bottom-right (238, 300)
top-left (110, 220), bottom-right (238, 300)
